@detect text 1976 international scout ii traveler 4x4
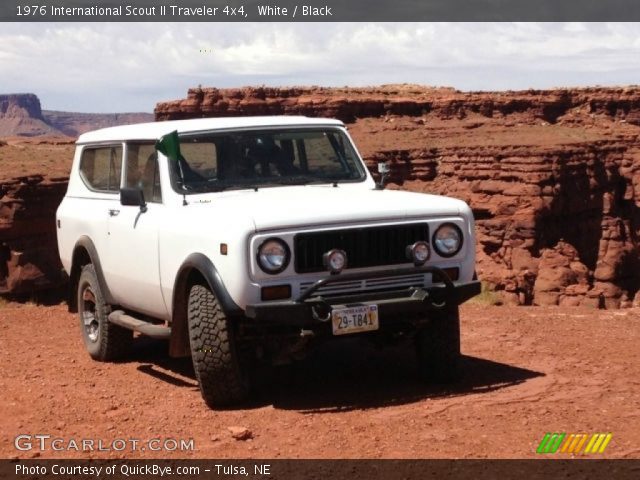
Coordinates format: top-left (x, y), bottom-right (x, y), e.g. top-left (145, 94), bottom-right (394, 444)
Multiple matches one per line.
top-left (56, 116), bottom-right (480, 408)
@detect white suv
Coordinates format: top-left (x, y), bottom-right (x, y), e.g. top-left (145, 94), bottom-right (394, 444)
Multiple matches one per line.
top-left (56, 116), bottom-right (480, 408)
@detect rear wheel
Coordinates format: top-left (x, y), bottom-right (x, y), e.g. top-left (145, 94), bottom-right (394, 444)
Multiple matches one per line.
top-left (187, 284), bottom-right (250, 408)
top-left (77, 264), bottom-right (132, 361)
top-left (415, 305), bottom-right (461, 383)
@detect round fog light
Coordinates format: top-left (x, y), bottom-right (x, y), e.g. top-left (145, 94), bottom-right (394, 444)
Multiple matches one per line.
top-left (406, 241), bottom-right (430, 266)
top-left (323, 249), bottom-right (347, 274)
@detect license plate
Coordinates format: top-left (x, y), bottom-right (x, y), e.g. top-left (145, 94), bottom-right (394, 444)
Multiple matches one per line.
top-left (331, 304), bottom-right (379, 336)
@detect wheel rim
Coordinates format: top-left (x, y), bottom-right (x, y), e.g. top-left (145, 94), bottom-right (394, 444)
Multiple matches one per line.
top-left (80, 285), bottom-right (99, 343)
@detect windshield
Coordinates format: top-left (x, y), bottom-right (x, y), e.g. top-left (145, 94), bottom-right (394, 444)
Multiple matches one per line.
top-left (167, 128), bottom-right (367, 193)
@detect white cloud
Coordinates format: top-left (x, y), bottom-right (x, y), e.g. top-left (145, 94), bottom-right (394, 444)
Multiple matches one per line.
top-left (1, 22), bottom-right (639, 112)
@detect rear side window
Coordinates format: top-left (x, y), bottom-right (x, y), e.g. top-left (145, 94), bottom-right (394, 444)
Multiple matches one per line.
top-left (79, 146), bottom-right (122, 192)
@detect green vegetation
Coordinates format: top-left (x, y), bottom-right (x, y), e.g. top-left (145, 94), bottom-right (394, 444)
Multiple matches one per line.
top-left (469, 281), bottom-right (501, 306)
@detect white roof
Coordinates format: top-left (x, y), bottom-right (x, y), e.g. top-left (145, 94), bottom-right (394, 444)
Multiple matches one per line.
top-left (77, 116), bottom-right (345, 143)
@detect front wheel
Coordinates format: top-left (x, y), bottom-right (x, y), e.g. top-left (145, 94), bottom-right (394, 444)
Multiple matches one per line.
top-left (187, 284), bottom-right (250, 408)
top-left (415, 305), bottom-right (461, 383)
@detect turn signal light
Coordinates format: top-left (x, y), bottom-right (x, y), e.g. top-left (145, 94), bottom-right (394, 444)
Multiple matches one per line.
top-left (261, 285), bottom-right (292, 301)
top-left (433, 268), bottom-right (459, 283)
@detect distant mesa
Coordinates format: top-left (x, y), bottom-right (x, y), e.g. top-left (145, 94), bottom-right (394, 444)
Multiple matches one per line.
top-left (0, 93), bottom-right (60, 137)
top-left (0, 93), bottom-right (153, 138)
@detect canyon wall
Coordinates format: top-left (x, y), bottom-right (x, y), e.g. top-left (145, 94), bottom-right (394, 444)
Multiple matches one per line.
top-left (156, 85), bottom-right (640, 307)
top-left (374, 139), bottom-right (640, 308)
top-left (0, 174), bottom-right (68, 294)
top-left (0, 138), bottom-right (73, 295)
top-left (154, 85), bottom-right (640, 125)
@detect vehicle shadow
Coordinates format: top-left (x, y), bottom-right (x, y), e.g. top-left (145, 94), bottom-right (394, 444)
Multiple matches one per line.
top-left (130, 336), bottom-right (198, 389)
top-left (129, 336), bottom-right (544, 412)
top-left (253, 338), bottom-right (544, 412)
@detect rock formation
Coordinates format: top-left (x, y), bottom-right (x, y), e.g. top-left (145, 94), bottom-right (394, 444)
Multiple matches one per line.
top-left (0, 174), bottom-right (68, 294)
top-left (154, 85), bottom-right (640, 125)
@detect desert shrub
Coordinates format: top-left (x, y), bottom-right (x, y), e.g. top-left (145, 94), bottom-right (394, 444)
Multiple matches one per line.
top-left (469, 281), bottom-right (501, 305)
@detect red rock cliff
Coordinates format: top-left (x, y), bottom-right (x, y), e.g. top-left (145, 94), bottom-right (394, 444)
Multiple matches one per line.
top-left (156, 85), bottom-right (640, 307)
top-left (0, 139), bottom-right (73, 296)
top-left (0, 174), bottom-right (68, 294)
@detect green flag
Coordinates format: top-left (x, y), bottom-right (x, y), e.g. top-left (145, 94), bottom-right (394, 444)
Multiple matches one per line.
top-left (155, 130), bottom-right (181, 161)
top-left (156, 130), bottom-right (187, 189)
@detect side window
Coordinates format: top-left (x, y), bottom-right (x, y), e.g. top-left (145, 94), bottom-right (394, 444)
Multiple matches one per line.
top-left (125, 143), bottom-right (162, 203)
top-left (79, 146), bottom-right (122, 192)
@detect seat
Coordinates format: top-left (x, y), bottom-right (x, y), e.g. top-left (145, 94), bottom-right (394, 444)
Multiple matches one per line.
top-left (246, 139), bottom-right (294, 177)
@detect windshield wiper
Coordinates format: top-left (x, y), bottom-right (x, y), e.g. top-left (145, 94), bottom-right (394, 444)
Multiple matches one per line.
top-left (192, 182), bottom-right (263, 193)
top-left (189, 177), bottom-right (342, 192)
top-left (274, 178), bottom-right (316, 185)
top-left (271, 177), bottom-right (338, 186)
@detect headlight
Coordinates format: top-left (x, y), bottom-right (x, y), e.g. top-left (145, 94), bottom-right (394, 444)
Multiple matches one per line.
top-left (432, 223), bottom-right (463, 257)
top-left (323, 249), bottom-right (347, 274)
top-left (257, 238), bottom-right (290, 274)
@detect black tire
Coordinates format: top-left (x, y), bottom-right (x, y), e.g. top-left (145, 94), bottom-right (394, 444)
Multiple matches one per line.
top-left (187, 284), bottom-right (249, 408)
top-left (415, 305), bottom-right (461, 383)
top-left (77, 264), bottom-right (132, 361)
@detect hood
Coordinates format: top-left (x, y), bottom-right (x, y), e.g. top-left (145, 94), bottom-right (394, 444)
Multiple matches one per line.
top-left (190, 186), bottom-right (465, 231)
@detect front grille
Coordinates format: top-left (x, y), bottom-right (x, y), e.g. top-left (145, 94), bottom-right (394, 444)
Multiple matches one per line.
top-left (299, 273), bottom-right (427, 298)
top-left (294, 223), bottom-right (429, 273)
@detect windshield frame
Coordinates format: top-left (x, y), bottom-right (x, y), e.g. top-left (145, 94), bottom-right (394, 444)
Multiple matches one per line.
top-left (164, 126), bottom-right (368, 195)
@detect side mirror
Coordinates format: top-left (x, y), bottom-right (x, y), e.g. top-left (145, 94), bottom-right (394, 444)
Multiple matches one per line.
top-left (376, 162), bottom-right (390, 190)
top-left (120, 187), bottom-right (147, 212)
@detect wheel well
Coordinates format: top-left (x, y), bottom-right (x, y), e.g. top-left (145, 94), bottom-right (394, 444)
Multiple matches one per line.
top-left (169, 268), bottom-right (208, 358)
top-left (68, 246), bottom-right (92, 312)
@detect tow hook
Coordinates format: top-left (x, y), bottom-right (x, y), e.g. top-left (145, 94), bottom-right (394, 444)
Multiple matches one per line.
top-left (432, 299), bottom-right (447, 309)
top-left (311, 301), bottom-right (332, 322)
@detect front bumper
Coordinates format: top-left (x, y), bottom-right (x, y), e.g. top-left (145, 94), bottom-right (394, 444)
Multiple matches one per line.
top-left (245, 266), bottom-right (481, 328)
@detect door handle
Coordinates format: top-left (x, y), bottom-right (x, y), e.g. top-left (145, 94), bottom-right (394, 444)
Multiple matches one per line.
top-left (108, 209), bottom-right (120, 217)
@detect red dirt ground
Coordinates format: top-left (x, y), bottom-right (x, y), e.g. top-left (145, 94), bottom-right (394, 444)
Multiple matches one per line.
top-left (0, 301), bottom-right (638, 459)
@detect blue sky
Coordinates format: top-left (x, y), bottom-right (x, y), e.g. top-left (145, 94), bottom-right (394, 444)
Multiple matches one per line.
top-left (2, 22), bottom-right (640, 113)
